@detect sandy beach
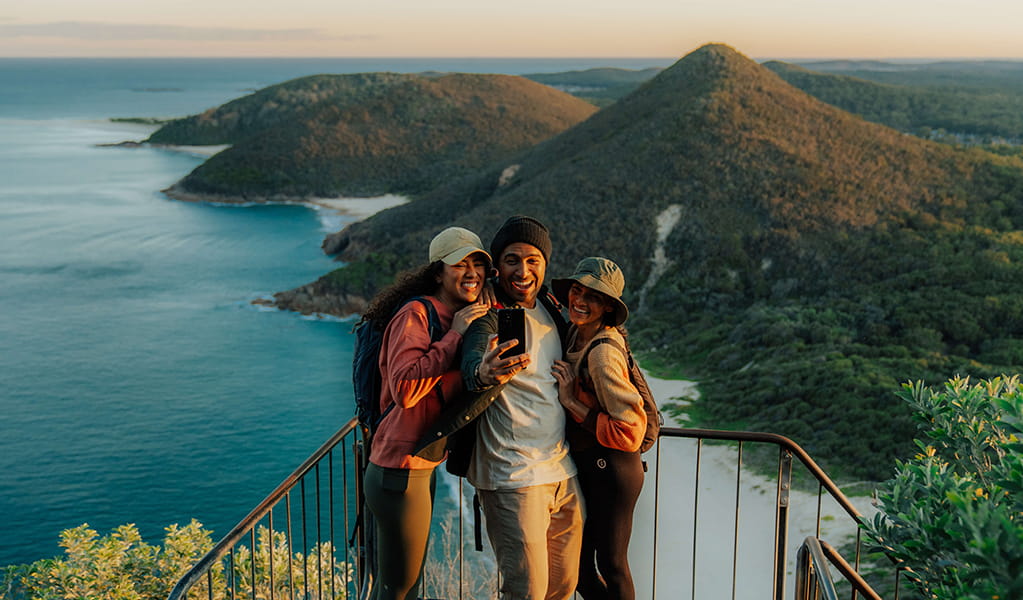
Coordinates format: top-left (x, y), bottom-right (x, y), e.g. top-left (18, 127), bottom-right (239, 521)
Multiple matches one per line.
top-left (308, 194), bottom-right (409, 218)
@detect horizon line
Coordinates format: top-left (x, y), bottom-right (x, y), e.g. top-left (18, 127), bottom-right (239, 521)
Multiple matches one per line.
top-left (2, 54), bottom-right (1023, 62)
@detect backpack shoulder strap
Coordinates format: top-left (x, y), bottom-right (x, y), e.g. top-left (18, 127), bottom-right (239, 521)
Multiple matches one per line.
top-left (408, 296), bottom-right (444, 343)
top-left (580, 335), bottom-right (631, 370)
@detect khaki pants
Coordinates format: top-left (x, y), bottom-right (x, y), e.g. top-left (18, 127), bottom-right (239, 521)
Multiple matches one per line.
top-left (478, 477), bottom-right (586, 600)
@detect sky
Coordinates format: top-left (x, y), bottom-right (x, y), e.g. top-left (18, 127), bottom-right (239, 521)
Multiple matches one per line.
top-left (1, 0), bottom-right (1022, 59)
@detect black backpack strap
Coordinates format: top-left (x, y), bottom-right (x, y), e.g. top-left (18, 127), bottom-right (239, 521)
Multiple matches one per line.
top-left (473, 492), bottom-right (484, 551)
top-left (409, 296), bottom-right (444, 343)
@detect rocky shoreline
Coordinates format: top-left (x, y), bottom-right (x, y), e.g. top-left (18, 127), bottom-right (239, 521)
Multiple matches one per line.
top-left (253, 276), bottom-right (369, 319)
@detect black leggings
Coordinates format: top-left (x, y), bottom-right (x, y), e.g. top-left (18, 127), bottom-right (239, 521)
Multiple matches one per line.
top-left (573, 447), bottom-right (644, 600)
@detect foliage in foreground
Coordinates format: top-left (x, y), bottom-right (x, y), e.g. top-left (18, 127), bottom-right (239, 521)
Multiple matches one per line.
top-left (865, 376), bottom-right (1023, 600)
top-left (1, 522), bottom-right (350, 600)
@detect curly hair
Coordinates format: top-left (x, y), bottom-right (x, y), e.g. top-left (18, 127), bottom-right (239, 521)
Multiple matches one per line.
top-left (358, 262), bottom-right (445, 329)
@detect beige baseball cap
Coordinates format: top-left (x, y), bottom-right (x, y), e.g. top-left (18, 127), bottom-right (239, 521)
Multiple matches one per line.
top-left (429, 227), bottom-right (491, 265)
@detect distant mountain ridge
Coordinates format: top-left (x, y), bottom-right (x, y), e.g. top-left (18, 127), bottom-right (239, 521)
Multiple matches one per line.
top-left (152, 72), bottom-right (597, 199)
top-left (300, 44), bottom-right (1023, 479)
top-left (764, 61), bottom-right (1023, 140)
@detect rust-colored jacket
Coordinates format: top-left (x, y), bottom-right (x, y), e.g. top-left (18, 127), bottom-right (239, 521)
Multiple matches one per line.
top-left (369, 296), bottom-right (464, 470)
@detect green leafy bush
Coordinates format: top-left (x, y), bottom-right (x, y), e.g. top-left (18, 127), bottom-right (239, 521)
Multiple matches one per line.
top-left (865, 376), bottom-right (1023, 600)
top-left (1, 522), bottom-right (350, 600)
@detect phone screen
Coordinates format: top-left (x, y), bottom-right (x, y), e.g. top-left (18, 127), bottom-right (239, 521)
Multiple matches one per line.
top-left (497, 308), bottom-right (526, 358)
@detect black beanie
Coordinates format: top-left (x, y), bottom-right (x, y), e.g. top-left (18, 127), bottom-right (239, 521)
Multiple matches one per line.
top-left (490, 215), bottom-right (552, 262)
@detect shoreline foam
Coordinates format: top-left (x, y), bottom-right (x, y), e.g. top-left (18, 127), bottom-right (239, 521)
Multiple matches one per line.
top-left (161, 184), bottom-right (409, 217)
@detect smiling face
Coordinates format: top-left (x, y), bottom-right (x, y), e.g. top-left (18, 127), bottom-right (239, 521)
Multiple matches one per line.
top-left (496, 242), bottom-right (546, 308)
top-left (435, 252), bottom-right (488, 307)
top-left (566, 282), bottom-right (614, 331)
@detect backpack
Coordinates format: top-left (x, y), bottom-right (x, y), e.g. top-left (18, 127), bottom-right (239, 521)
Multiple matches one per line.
top-left (579, 336), bottom-right (663, 453)
top-left (352, 296), bottom-right (443, 448)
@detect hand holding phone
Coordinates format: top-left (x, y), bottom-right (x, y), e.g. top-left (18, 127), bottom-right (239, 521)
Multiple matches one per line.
top-left (497, 308), bottom-right (525, 358)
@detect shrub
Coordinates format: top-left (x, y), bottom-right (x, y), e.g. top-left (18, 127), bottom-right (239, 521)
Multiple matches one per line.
top-left (1, 521), bottom-right (351, 600)
top-left (865, 376), bottom-right (1023, 600)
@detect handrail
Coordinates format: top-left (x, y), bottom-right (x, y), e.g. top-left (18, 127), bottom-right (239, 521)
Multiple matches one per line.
top-left (167, 422), bottom-right (892, 600)
top-left (819, 539), bottom-right (884, 600)
top-left (796, 537), bottom-right (839, 600)
top-left (656, 427), bottom-right (874, 600)
top-left (796, 537), bottom-right (885, 600)
top-left (659, 427), bottom-right (863, 520)
top-left (166, 417), bottom-right (360, 600)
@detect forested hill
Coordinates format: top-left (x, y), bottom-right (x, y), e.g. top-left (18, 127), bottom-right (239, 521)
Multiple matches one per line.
top-left (310, 43), bottom-right (1023, 480)
top-left (764, 61), bottom-right (1023, 140)
top-left (152, 73), bottom-right (597, 199)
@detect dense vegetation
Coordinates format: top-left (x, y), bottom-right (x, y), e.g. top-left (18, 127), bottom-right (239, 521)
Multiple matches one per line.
top-left (764, 61), bottom-right (1023, 141)
top-left (0, 522), bottom-right (348, 600)
top-left (865, 377), bottom-right (1023, 599)
top-left (316, 44), bottom-right (1023, 481)
top-left (152, 73), bottom-right (597, 198)
top-left (795, 59), bottom-right (1023, 93)
top-left (523, 60), bottom-right (1023, 143)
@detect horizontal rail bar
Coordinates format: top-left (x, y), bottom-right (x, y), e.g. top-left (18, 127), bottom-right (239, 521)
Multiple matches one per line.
top-left (166, 417), bottom-right (359, 600)
top-left (796, 537), bottom-right (839, 600)
top-left (659, 427), bottom-right (864, 522)
top-left (820, 540), bottom-right (884, 600)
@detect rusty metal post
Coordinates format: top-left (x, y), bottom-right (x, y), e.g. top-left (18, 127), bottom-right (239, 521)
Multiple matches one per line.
top-left (774, 449), bottom-right (793, 600)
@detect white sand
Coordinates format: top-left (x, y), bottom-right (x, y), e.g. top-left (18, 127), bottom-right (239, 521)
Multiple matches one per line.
top-left (309, 194), bottom-right (409, 218)
top-left (630, 371), bottom-right (877, 600)
top-left (157, 143), bottom-right (231, 157)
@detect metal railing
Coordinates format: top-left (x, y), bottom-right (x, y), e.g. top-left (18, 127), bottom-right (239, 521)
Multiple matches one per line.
top-left (167, 417), bottom-right (364, 600)
top-left (795, 537), bottom-right (883, 600)
top-left (647, 428), bottom-right (890, 600)
top-left (167, 423), bottom-right (895, 600)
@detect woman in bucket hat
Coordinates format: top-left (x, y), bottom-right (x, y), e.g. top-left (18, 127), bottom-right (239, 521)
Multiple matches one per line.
top-left (551, 257), bottom-right (646, 600)
top-left (360, 227), bottom-right (491, 600)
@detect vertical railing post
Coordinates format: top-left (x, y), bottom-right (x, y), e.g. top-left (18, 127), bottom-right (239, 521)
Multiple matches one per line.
top-left (774, 449), bottom-right (793, 600)
top-left (268, 510), bottom-right (276, 600)
top-left (691, 439), bottom-right (702, 600)
top-left (353, 436), bottom-right (367, 597)
top-left (731, 441), bottom-right (743, 600)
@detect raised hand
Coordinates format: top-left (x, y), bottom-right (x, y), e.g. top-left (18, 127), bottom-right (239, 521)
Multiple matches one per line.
top-left (451, 301), bottom-right (490, 335)
top-left (478, 335), bottom-right (530, 385)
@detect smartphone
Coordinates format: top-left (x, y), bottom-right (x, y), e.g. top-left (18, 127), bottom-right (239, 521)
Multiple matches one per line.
top-left (497, 308), bottom-right (526, 358)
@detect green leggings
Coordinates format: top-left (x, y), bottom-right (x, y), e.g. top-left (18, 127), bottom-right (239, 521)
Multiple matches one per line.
top-left (363, 463), bottom-right (437, 600)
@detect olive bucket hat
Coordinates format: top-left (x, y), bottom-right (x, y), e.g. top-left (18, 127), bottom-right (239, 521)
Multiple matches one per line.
top-left (551, 256), bottom-right (629, 327)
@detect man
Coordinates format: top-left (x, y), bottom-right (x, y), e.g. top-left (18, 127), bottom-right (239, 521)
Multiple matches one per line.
top-left (415, 215), bottom-right (583, 600)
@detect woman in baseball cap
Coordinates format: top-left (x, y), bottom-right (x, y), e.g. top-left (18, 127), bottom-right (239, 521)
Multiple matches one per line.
top-left (359, 226), bottom-right (491, 600)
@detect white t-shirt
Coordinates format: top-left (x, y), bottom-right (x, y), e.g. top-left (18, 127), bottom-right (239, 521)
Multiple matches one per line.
top-left (467, 303), bottom-right (577, 490)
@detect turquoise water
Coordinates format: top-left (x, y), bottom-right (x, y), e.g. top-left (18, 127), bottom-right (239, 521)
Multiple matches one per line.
top-left (0, 57), bottom-right (670, 567)
top-left (0, 116), bottom-right (354, 566)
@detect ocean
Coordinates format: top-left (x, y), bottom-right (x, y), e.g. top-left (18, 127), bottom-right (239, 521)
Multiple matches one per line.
top-left (0, 57), bottom-right (671, 567)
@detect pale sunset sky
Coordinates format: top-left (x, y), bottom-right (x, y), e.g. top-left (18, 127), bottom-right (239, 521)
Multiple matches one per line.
top-left (1, 0), bottom-right (1020, 59)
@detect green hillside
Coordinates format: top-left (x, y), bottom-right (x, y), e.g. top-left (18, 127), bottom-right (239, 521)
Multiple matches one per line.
top-left (793, 59), bottom-right (1023, 92)
top-left (147, 73), bottom-right (417, 146)
top-left (302, 44), bottom-right (1023, 480)
top-left (153, 73), bottom-right (598, 198)
top-left (765, 61), bottom-right (1023, 140)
